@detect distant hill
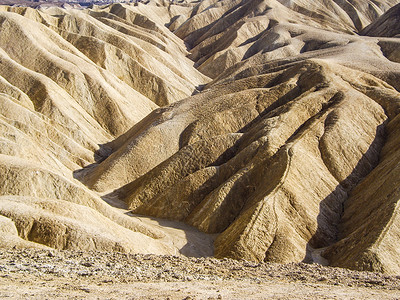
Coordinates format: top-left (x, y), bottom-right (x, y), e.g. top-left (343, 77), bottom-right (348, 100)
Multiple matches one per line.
top-left (361, 3), bottom-right (400, 37)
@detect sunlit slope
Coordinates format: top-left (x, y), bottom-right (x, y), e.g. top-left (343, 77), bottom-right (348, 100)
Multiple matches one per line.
top-left (1, 0), bottom-right (400, 274)
top-left (0, 3), bottom-right (209, 255)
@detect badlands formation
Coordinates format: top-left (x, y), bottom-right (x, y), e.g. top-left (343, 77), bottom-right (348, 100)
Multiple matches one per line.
top-left (1, 0), bottom-right (400, 276)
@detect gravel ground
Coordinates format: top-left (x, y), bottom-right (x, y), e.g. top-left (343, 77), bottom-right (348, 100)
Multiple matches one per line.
top-left (1, 249), bottom-right (400, 299)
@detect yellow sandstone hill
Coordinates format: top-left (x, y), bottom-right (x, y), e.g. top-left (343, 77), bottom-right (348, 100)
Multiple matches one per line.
top-left (1, 0), bottom-right (400, 274)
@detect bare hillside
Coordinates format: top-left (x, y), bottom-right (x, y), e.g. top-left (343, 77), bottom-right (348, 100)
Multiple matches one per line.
top-left (1, 0), bottom-right (400, 280)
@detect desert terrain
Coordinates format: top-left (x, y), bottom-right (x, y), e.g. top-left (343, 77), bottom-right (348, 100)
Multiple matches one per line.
top-left (1, 249), bottom-right (400, 299)
top-left (1, 0), bottom-right (400, 298)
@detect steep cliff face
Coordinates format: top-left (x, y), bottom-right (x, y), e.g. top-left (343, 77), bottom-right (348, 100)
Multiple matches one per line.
top-left (1, 0), bottom-right (400, 274)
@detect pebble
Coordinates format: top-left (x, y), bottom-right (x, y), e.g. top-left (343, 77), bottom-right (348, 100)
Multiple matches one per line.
top-left (0, 249), bottom-right (399, 291)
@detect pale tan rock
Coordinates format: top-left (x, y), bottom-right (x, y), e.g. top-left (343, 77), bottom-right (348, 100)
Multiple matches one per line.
top-left (173, 0), bottom-right (399, 79)
top-left (107, 59), bottom-right (394, 267)
top-left (1, 0), bottom-right (400, 274)
top-left (0, 215), bottom-right (50, 249)
top-left (0, 196), bottom-right (174, 253)
top-left (0, 2), bottom-right (211, 256)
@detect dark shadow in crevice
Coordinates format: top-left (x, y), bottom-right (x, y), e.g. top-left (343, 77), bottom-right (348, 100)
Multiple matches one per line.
top-left (239, 20), bottom-right (278, 48)
top-left (191, 84), bottom-right (206, 95)
top-left (302, 122), bottom-right (387, 264)
top-left (165, 15), bottom-right (180, 27)
top-left (72, 142), bottom-right (113, 182)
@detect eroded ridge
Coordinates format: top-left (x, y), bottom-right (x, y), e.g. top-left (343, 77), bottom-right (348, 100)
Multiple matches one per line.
top-left (88, 59), bottom-right (400, 273)
top-left (1, 0), bottom-right (400, 274)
